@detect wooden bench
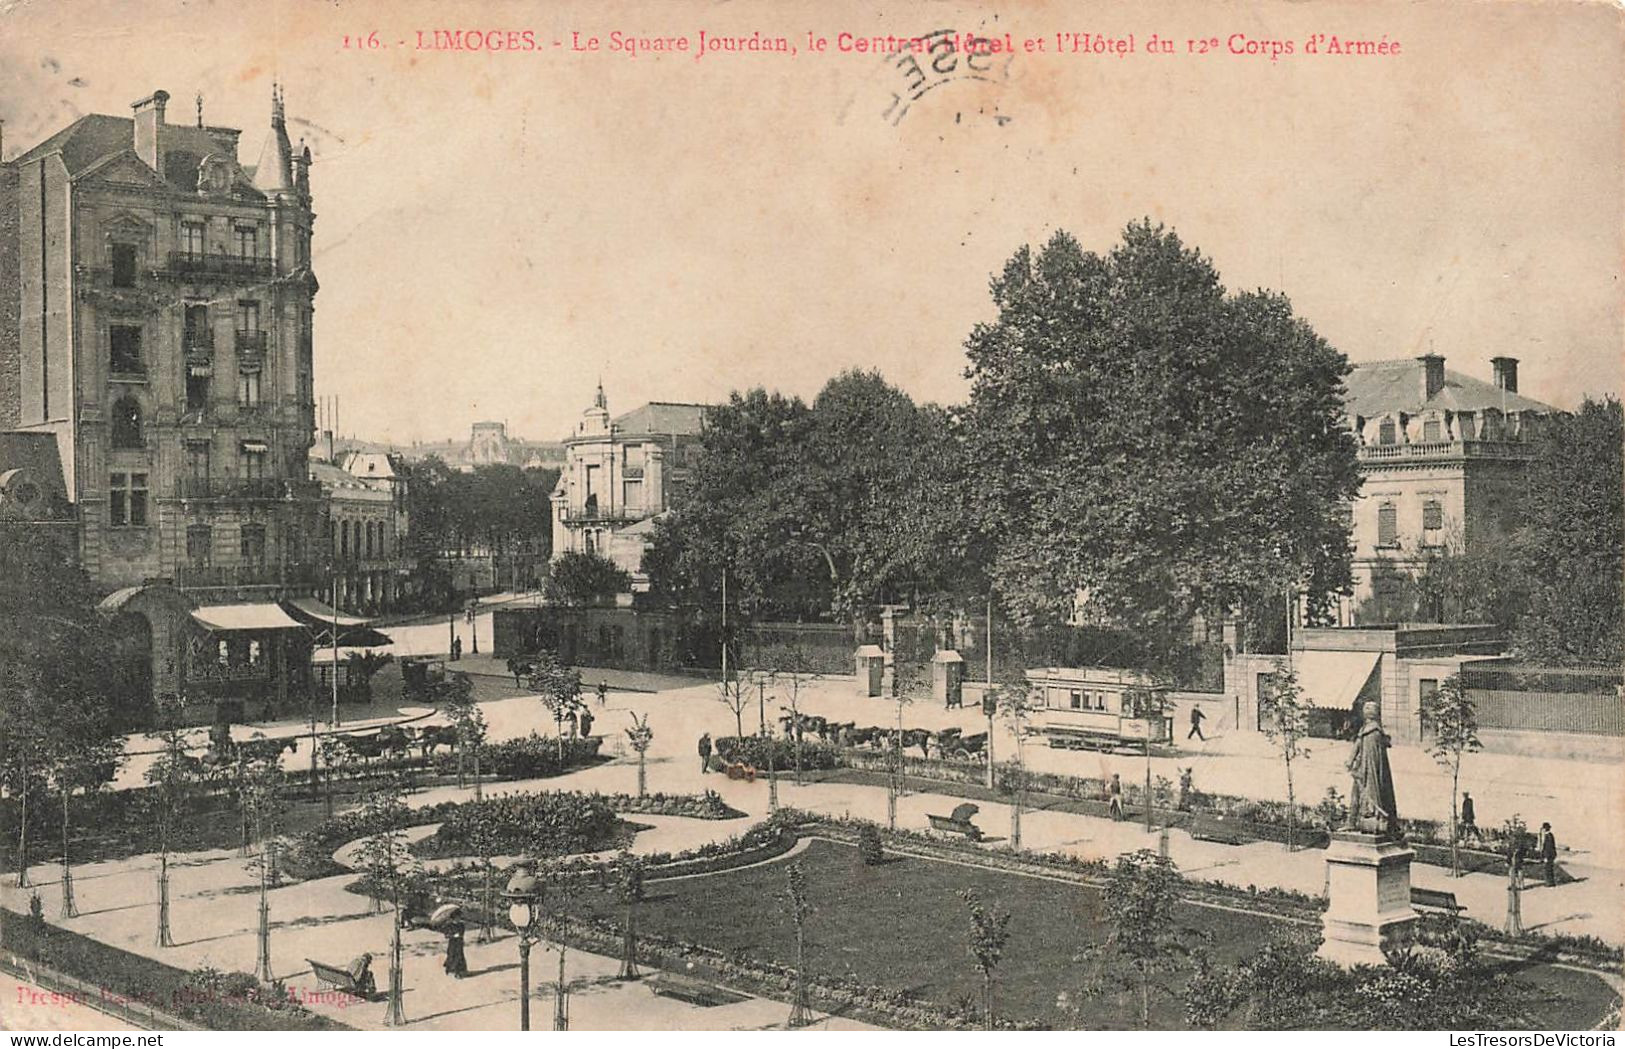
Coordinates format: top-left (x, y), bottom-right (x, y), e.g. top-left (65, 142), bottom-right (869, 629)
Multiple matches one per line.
top-left (721, 760), bottom-right (757, 782)
top-left (307, 959), bottom-right (378, 1000)
top-left (1187, 819), bottom-right (1249, 847)
top-left (927, 813), bottom-right (983, 841)
top-left (1410, 888), bottom-right (1463, 915)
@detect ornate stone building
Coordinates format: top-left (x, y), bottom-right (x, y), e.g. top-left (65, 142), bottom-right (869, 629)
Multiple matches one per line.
top-left (0, 87), bottom-right (324, 715)
top-left (1341, 354), bottom-right (1557, 623)
top-left (550, 386), bottom-right (707, 588)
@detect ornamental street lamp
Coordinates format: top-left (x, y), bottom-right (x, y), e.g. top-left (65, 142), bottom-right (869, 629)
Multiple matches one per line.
top-left (504, 870), bottom-right (542, 1031)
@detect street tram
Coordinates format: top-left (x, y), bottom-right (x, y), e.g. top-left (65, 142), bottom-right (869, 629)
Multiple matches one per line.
top-left (1025, 666), bottom-right (1173, 751)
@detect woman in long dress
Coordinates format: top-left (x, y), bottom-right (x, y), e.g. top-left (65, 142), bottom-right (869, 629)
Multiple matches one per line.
top-left (443, 918), bottom-right (468, 978)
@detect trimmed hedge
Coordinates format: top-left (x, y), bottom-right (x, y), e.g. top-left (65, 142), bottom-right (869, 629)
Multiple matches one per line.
top-left (460, 733), bottom-right (604, 780)
top-left (0, 909), bottom-right (348, 1030)
top-left (714, 735), bottom-right (839, 771)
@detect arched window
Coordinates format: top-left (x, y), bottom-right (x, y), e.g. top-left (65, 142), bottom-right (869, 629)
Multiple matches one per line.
top-left (111, 396), bottom-right (144, 448)
top-left (340, 519), bottom-right (350, 559)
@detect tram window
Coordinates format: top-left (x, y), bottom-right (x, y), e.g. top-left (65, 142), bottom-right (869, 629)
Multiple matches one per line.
top-left (1096, 692), bottom-right (1108, 711)
top-left (1069, 690), bottom-right (1082, 710)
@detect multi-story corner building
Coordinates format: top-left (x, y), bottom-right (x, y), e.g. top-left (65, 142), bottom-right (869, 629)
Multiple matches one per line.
top-left (550, 386), bottom-right (707, 588)
top-left (0, 86), bottom-right (323, 715)
top-left (308, 442), bottom-right (411, 613)
top-left (1340, 354), bottom-right (1557, 623)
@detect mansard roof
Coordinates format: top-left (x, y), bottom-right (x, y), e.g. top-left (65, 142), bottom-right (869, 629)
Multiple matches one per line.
top-left (1345, 358), bottom-right (1556, 419)
top-left (14, 113), bottom-right (260, 196)
top-left (611, 402), bottom-right (709, 437)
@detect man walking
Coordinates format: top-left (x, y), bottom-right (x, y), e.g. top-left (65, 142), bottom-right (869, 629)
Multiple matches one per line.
top-left (1538, 822), bottom-right (1558, 887)
top-left (597, 680), bottom-right (609, 707)
top-left (698, 732), bottom-right (713, 775)
top-left (1108, 773), bottom-right (1124, 821)
top-left (1459, 791), bottom-right (1483, 844)
top-left (1187, 706), bottom-right (1207, 742)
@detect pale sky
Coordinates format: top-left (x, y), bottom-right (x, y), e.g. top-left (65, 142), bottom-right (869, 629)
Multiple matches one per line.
top-left (2, 0), bottom-right (1620, 444)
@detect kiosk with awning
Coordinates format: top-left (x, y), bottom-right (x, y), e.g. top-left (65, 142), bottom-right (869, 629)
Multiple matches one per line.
top-left (186, 602), bottom-right (310, 717)
top-left (1287, 649), bottom-right (1382, 738)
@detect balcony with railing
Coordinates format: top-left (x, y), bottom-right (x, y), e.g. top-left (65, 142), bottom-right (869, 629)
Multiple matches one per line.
top-left (164, 251), bottom-right (276, 281)
top-left (184, 328), bottom-right (215, 368)
top-left (561, 496), bottom-right (638, 524)
top-left (173, 477), bottom-right (324, 502)
top-left (1357, 439), bottom-right (1533, 464)
top-left (172, 560), bottom-right (328, 589)
top-left (235, 329), bottom-right (269, 356)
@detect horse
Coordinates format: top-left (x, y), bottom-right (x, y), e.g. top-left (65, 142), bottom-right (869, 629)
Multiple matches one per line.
top-left (900, 728), bottom-right (934, 758)
top-left (410, 725), bottom-right (460, 759)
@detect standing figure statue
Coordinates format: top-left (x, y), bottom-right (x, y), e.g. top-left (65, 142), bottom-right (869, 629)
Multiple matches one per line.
top-left (1346, 701), bottom-right (1400, 837)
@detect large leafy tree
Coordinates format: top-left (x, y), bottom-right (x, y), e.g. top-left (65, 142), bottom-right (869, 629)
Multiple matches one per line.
top-left (646, 373), bottom-right (981, 627)
top-left (645, 388), bottom-right (827, 620)
top-left (0, 526), bottom-right (125, 886)
top-left (1513, 398), bottom-right (1622, 666)
top-left (962, 223), bottom-right (1361, 665)
top-left (545, 551), bottom-right (632, 607)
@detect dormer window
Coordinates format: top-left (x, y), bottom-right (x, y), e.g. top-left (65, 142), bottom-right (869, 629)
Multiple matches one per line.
top-left (1422, 417), bottom-right (1442, 442)
top-left (1378, 419), bottom-right (1397, 446)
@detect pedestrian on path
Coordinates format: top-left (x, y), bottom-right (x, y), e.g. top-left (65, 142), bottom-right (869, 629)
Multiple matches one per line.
top-left (597, 680), bottom-right (609, 706)
top-left (1187, 706), bottom-right (1207, 741)
top-left (1538, 822), bottom-right (1558, 887)
top-left (1108, 773), bottom-right (1124, 821)
top-left (442, 918), bottom-right (468, 979)
top-left (578, 710), bottom-right (595, 739)
top-left (699, 732), bottom-right (713, 774)
top-left (451, 637), bottom-right (462, 662)
top-left (1459, 792), bottom-right (1483, 844)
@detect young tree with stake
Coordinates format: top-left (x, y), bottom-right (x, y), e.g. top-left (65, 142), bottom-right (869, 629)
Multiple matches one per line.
top-left (526, 652), bottom-right (584, 760)
top-left (1419, 674), bottom-right (1481, 878)
top-left (625, 712), bottom-right (654, 798)
top-left (783, 860), bottom-right (813, 1028)
top-left (143, 695), bottom-right (197, 948)
top-left (960, 887), bottom-right (1012, 1030)
top-left (1258, 661), bottom-right (1311, 852)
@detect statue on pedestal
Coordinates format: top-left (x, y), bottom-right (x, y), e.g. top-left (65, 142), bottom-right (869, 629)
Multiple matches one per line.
top-left (1345, 701), bottom-right (1399, 837)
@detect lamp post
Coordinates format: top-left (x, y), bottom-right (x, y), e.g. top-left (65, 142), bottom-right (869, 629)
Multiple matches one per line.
top-left (504, 870), bottom-right (542, 1031)
top-left (469, 602), bottom-right (479, 655)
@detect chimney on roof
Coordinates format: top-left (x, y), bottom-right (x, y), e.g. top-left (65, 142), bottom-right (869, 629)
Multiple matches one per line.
top-left (1491, 356), bottom-right (1519, 394)
top-left (1417, 353), bottom-right (1445, 403)
top-left (131, 89), bottom-right (169, 172)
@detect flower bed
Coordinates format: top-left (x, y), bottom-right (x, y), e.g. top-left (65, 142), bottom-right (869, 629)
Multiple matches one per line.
top-left (0, 909), bottom-right (348, 1030)
top-left (420, 791), bottom-right (620, 859)
top-left (601, 789), bottom-right (744, 820)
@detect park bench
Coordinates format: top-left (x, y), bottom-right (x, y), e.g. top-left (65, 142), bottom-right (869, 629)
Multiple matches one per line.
top-left (1187, 818), bottom-right (1249, 847)
top-left (927, 803), bottom-right (983, 841)
top-left (721, 760), bottom-right (757, 782)
top-left (307, 959), bottom-right (379, 1000)
top-left (1410, 888), bottom-right (1463, 915)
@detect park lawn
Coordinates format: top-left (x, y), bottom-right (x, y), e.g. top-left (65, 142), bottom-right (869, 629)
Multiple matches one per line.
top-left (569, 837), bottom-right (1283, 1028)
top-left (567, 839), bottom-right (1620, 1030)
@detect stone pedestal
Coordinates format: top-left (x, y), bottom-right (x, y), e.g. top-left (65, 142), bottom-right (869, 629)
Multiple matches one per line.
top-left (1318, 831), bottom-right (1417, 967)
